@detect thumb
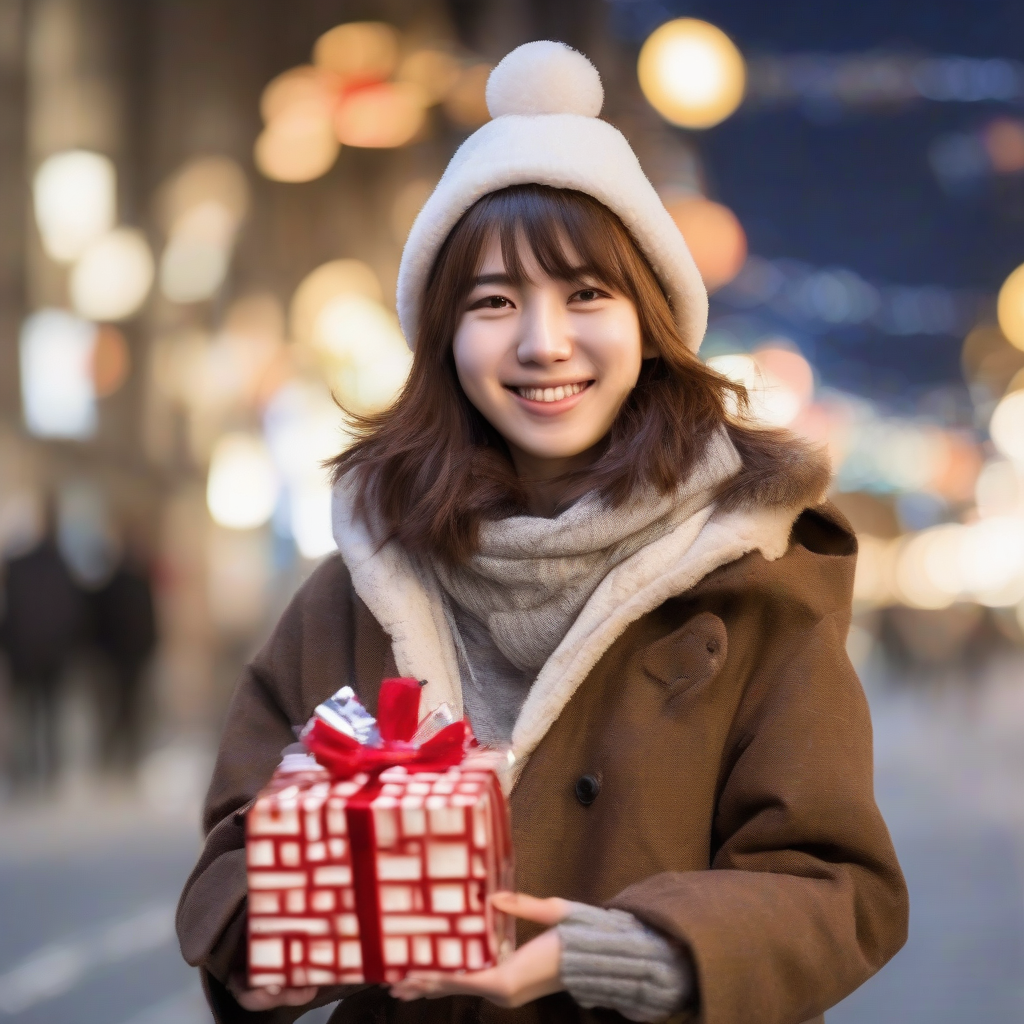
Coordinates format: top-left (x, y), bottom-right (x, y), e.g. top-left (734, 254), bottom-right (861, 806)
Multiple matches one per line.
top-left (490, 891), bottom-right (571, 926)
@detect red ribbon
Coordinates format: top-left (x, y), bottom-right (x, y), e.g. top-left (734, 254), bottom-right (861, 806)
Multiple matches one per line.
top-left (303, 678), bottom-right (468, 982)
top-left (303, 678), bottom-right (467, 780)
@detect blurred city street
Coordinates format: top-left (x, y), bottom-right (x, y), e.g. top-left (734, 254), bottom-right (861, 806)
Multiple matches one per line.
top-left (2, 0), bottom-right (1024, 1021)
top-left (1, 646), bottom-right (1022, 1023)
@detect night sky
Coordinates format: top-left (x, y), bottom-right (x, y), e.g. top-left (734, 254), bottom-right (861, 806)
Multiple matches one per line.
top-left (608, 0), bottom-right (1024, 408)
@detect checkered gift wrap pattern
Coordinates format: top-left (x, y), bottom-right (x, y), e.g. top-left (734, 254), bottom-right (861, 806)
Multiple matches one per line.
top-left (246, 751), bottom-right (514, 987)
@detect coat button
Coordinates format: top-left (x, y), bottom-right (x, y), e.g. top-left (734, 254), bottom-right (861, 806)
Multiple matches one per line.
top-left (574, 773), bottom-right (601, 806)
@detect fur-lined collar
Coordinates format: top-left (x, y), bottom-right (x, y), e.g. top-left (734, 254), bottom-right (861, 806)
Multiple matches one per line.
top-left (332, 429), bottom-right (830, 784)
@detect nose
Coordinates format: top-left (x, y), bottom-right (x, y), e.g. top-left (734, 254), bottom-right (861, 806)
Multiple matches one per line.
top-left (516, 290), bottom-right (572, 365)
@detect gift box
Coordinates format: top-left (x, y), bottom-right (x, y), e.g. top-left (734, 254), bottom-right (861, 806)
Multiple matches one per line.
top-left (246, 679), bottom-right (514, 987)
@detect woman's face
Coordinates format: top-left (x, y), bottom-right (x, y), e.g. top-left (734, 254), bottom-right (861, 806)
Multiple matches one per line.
top-left (453, 232), bottom-right (651, 474)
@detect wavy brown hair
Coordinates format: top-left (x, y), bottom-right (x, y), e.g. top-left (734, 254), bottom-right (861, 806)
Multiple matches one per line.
top-left (330, 184), bottom-right (756, 563)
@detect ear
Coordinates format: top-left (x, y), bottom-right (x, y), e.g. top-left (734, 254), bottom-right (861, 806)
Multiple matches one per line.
top-left (641, 335), bottom-right (658, 359)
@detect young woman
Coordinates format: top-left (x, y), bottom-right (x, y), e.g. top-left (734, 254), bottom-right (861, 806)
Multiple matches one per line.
top-left (178, 41), bottom-right (907, 1024)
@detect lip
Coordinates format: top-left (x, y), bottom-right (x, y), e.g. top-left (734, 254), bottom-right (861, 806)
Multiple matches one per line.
top-left (504, 380), bottom-right (594, 417)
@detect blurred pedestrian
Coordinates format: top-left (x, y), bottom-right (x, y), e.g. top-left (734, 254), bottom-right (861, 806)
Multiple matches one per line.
top-left (90, 551), bottom-right (157, 774)
top-left (0, 509), bottom-right (86, 790)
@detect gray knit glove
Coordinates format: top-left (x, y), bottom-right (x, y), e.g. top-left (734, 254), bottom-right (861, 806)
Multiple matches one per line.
top-left (556, 902), bottom-right (693, 1022)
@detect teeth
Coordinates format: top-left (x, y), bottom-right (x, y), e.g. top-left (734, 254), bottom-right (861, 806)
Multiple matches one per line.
top-left (514, 382), bottom-right (588, 402)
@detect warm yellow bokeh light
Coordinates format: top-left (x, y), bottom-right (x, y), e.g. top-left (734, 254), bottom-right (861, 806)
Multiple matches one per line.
top-left (638, 19), bottom-right (745, 129)
top-left (989, 389), bottom-right (1024, 464)
top-left (33, 150), bottom-right (116, 263)
top-left (254, 106), bottom-right (339, 183)
top-left (398, 49), bottom-right (461, 105)
top-left (666, 195), bottom-right (747, 290)
top-left (206, 432), bottom-right (279, 530)
top-left (157, 156), bottom-right (250, 235)
top-left (894, 528), bottom-right (960, 610)
top-left (442, 64), bottom-right (492, 127)
top-left (707, 346), bottom-right (813, 428)
top-left (313, 22), bottom-right (398, 84)
top-left (852, 534), bottom-right (897, 607)
top-left (997, 262), bottom-right (1024, 351)
top-left (290, 259), bottom-right (383, 347)
top-left (260, 65), bottom-right (336, 124)
top-left (70, 228), bottom-right (154, 321)
top-left (334, 82), bottom-right (427, 148)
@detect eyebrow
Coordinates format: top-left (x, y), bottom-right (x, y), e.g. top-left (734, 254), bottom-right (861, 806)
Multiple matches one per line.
top-left (470, 265), bottom-right (603, 288)
top-left (471, 272), bottom-right (516, 287)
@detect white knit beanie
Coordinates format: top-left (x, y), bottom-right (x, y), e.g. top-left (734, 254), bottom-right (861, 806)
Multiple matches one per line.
top-left (396, 40), bottom-right (708, 353)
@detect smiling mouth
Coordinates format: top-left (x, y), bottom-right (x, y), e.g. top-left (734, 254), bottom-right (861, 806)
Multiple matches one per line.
top-left (506, 381), bottom-right (593, 403)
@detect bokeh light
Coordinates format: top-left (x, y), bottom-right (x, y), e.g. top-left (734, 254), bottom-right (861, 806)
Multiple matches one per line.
top-left (260, 65), bottom-right (337, 123)
top-left (264, 380), bottom-right (350, 559)
top-left (255, 105), bottom-right (340, 183)
top-left (70, 228), bottom-right (154, 321)
top-left (91, 325), bottom-right (130, 398)
top-left (334, 82), bottom-right (427, 148)
top-left (156, 157), bottom-right (248, 327)
top-left (989, 389), bottom-right (1024, 464)
top-left (158, 156), bottom-right (250, 232)
top-left (706, 344), bottom-right (813, 427)
top-left (19, 310), bottom-right (98, 439)
top-left (975, 458), bottom-right (1023, 518)
top-left (314, 294), bottom-right (412, 413)
top-left (982, 118), bottom-right (1024, 173)
top-left (290, 259), bottom-right (382, 347)
top-left (666, 195), bottom-right (747, 290)
top-left (32, 150), bottom-right (116, 262)
top-left (894, 526), bottom-right (961, 610)
top-left (958, 517), bottom-right (1024, 607)
top-left (442, 64), bottom-right (491, 126)
top-left (852, 534), bottom-right (897, 607)
top-left (206, 433), bottom-right (279, 530)
top-left (996, 262), bottom-right (1024, 351)
top-left (313, 21), bottom-right (399, 84)
top-left (398, 49), bottom-right (461, 104)
top-left (159, 201), bottom-right (237, 303)
top-left (638, 19), bottom-right (746, 129)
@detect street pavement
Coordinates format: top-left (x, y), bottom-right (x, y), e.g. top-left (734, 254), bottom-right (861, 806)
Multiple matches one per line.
top-left (0, 652), bottom-right (1021, 1023)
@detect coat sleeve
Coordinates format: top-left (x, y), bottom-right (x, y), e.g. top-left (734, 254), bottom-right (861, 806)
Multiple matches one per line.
top-left (607, 608), bottom-right (909, 1024)
top-left (175, 553), bottom-right (390, 1024)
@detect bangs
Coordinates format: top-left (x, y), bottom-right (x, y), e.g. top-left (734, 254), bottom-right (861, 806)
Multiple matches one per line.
top-left (429, 184), bottom-right (660, 306)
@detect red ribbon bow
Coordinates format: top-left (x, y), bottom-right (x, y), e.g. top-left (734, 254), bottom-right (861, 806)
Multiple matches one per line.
top-left (304, 677), bottom-right (467, 779)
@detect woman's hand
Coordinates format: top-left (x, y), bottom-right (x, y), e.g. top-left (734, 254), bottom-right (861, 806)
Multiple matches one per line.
top-left (389, 891), bottom-right (570, 1007)
top-left (228, 976), bottom-right (319, 1011)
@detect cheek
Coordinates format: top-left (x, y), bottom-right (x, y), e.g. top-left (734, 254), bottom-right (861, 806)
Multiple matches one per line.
top-left (452, 323), bottom-right (493, 396)
top-left (594, 308), bottom-right (644, 389)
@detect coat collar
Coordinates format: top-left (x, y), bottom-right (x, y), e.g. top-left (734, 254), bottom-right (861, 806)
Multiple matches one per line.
top-left (331, 431), bottom-right (830, 783)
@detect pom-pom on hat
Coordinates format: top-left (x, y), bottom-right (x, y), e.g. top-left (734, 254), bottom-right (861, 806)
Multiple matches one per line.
top-left (396, 40), bottom-right (708, 353)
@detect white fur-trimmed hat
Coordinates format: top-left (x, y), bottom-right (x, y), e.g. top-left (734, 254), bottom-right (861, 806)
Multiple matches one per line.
top-left (395, 40), bottom-right (708, 353)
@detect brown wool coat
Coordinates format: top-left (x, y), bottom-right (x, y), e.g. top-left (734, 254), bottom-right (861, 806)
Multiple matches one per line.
top-left (177, 501), bottom-right (908, 1024)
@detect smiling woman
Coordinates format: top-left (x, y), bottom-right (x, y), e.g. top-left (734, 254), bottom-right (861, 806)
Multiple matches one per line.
top-left (330, 184), bottom-right (751, 557)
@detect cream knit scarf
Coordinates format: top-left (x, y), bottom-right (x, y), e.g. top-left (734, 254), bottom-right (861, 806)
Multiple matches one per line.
top-left (428, 428), bottom-right (742, 673)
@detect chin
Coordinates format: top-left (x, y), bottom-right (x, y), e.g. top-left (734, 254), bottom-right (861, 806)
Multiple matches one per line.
top-left (514, 438), bottom-right (598, 461)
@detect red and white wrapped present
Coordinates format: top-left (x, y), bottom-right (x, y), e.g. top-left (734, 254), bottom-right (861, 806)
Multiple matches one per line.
top-left (246, 678), bottom-right (514, 987)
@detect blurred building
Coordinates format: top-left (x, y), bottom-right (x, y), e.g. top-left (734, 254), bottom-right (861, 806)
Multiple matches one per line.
top-left (1, 0), bottom-right (1023, 774)
top-left (0, 0), bottom-right (689, 760)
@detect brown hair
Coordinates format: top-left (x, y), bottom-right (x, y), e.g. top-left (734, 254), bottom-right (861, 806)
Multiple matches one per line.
top-left (330, 184), bottom-right (753, 563)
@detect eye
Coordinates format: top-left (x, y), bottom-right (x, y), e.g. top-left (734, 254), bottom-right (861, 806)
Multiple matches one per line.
top-left (571, 287), bottom-right (606, 303)
top-left (469, 294), bottom-right (514, 310)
